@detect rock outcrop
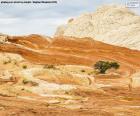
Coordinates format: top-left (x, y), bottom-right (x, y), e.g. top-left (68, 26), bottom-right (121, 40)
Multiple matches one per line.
top-left (55, 5), bottom-right (140, 50)
top-left (0, 34), bottom-right (8, 43)
top-left (0, 36), bottom-right (140, 76)
top-left (7, 34), bottom-right (51, 49)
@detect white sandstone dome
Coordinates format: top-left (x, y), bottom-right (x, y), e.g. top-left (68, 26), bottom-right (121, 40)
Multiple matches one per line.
top-left (55, 5), bottom-right (140, 50)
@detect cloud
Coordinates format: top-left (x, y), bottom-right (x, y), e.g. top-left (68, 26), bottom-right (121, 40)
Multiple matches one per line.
top-left (0, 17), bottom-right (69, 36)
top-left (0, 18), bottom-right (20, 25)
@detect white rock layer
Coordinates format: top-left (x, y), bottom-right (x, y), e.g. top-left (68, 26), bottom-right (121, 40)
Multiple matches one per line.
top-left (55, 5), bottom-right (140, 50)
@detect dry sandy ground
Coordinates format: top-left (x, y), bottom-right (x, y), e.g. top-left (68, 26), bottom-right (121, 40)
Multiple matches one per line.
top-left (0, 86), bottom-right (140, 116)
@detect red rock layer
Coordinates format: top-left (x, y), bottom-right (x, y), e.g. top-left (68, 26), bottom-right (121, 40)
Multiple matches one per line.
top-left (7, 34), bottom-right (51, 49)
top-left (0, 36), bottom-right (140, 76)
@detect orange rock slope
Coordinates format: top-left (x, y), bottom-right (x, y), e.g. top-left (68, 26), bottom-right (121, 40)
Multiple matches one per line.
top-left (0, 35), bottom-right (140, 76)
top-left (7, 34), bottom-right (51, 49)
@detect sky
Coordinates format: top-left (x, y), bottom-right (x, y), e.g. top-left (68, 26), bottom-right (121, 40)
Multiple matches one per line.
top-left (0, 0), bottom-right (139, 36)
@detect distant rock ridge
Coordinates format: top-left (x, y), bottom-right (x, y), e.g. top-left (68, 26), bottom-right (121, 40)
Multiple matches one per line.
top-left (55, 5), bottom-right (140, 51)
top-left (6, 34), bottom-right (51, 49)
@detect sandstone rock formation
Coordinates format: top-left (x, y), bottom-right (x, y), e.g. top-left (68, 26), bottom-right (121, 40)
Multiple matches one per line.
top-left (0, 36), bottom-right (140, 76)
top-left (131, 72), bottom-right (140, 88)
top-left (7, 34), bottom-right (51, 49)
top-left (55, 5), bottom-right (140, 50)
top-left (0, 33), bottom-right (140, 115)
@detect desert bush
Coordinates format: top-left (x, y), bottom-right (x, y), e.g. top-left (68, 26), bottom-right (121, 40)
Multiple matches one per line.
top-left (3, 57), bottom-right (11, 64)
top-left (110, 62), bottom-right (120, 69)
top-left (22, 78), bottom-right (29, 84)
top-left (22, 65), bottom-right (27, 69)
top-left (43, 64), bottom-right (55, 69)
top-left (81, 69), bottom-right (85, 72)
top-left (23, 78), bottom-right (38, 86)
top-left (13, 59), bottom-right (18, 65)
top-left (94, 61), bottom-right (120, 74)
top-left (3, 61), bottom-right (10, 64)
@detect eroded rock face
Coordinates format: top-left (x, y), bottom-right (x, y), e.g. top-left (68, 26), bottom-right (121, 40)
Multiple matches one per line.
top-left (0, 34), bottom-right (8, 43)
top-left (55, 5), bottom-right (140, 50)
top-left (7, 34), bottom-right (51, 49)
top-left (0, 36), bottom-right (140, 76)
top-left (131, 73), bottom-right (140, 88)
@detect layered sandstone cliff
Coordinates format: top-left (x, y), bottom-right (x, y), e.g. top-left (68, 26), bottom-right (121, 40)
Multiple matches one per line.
top-left (0, 35), bottom-right (140, 76)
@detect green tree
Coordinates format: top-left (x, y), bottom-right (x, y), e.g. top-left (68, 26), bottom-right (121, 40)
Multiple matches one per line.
top-left (110, 62), bottom-right (120, 69)
top-left (94, 61), bottom-right (120, 74)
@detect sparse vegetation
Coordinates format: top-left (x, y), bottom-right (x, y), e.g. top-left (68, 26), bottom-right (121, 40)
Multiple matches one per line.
top-left (13, 59), bottom-right (18, 65)
top-left (22, 78), bottom-right (38, 86)
top-left (110, 62), bottom-right (120, 69)
top-left (88, 71), bottom-right (95, 75)
top-left (3, 61), bottom-right (10, 65)
top-left (94, 61), bottom-right (120, 74)
top-left (2, 57), bottom-right (19, 66)
top-left (3, 57), bottom-right (11, 64)
top-left (22, 78), bottom-right (29, 84)
top-left (43, 64), bottom-right (56, 69)
top-left (22, 65), bottom-right (27, 69)
top-left (81, 69), bottom-right (85, 72)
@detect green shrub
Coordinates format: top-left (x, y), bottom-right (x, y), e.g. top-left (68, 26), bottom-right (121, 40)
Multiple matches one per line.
top-left (81, 69), bottom-right (85, 72)
top-left (22, 65), bottom-right (27, 69)
top-left (22, 78), bottom-right (29, 84)
top-left (3, 57), bottom-right (12, 65)
top-left (3, 60), bottom-right (11, 64)
top-left (110, 62), bottom-right (120, 69)
top-left (22, 78), bottom-right (38, 86)
top-left (94, 61), bottom-right (120, 74)
top-left (3, 61), bottom-right (9, 64)
top-left (43, 64), bottom-right (55, 69)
